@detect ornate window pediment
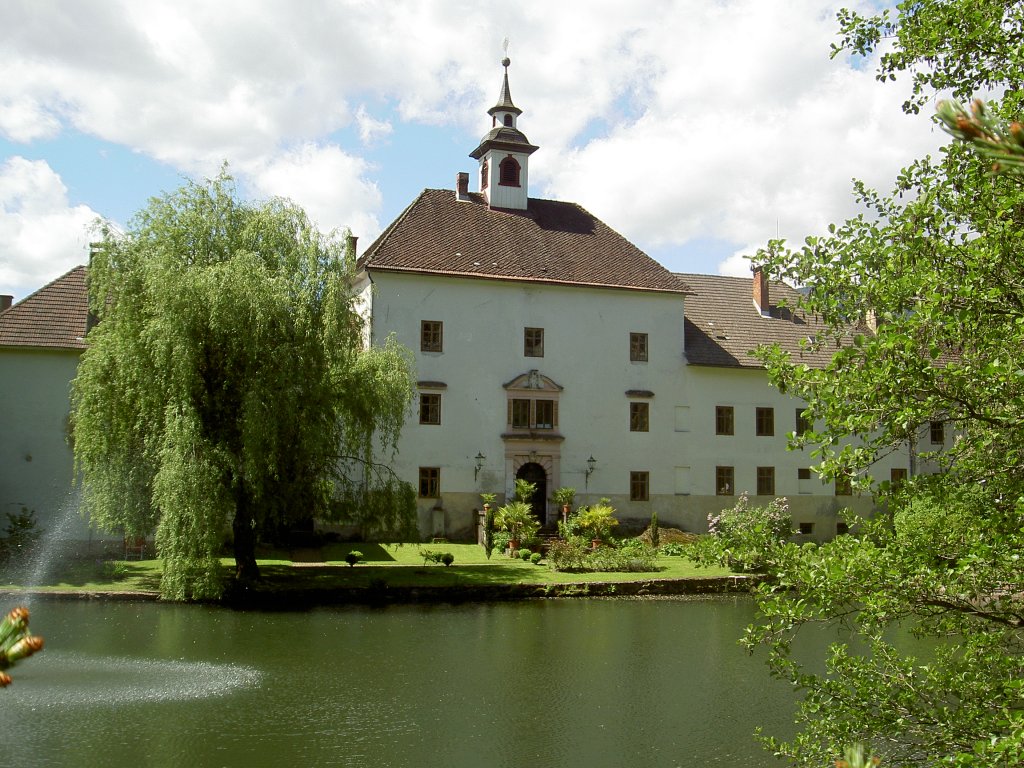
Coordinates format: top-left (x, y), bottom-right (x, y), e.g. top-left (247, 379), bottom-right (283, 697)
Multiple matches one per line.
top-left (503, 369), bottom-right (562, 393)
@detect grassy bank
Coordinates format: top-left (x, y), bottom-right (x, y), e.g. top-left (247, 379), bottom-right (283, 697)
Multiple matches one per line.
top-left (0, 542), bottom-right (739, 601)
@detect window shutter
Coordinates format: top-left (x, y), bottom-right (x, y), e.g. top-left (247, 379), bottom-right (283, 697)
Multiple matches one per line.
top-left (507, 399), bottom-right (513, 426)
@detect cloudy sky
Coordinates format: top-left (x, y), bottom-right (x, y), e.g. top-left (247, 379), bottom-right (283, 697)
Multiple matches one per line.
top-left (0, 0), bottom-right (947, 301)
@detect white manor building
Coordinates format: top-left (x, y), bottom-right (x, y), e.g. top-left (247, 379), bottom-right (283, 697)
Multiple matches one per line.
top-left (0, 60), bottom-right (942, 546)
top-left (353, 59), bottom-right (929, 541)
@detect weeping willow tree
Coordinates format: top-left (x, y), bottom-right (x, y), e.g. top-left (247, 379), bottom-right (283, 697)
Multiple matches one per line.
top-left (72, 172), bottom-right (415, 600)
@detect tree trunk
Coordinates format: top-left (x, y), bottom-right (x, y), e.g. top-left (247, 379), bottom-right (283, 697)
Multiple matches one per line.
top-left (233, 484), bottom-right (261, 583)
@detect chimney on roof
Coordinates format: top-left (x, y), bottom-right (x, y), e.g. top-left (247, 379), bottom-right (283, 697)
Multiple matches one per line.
top-left (752, 265), bottom-right (770, 316)
top-left (0, 295), bottom-right (12, 312)
top-left (456, 172), bottom-right (470, 201)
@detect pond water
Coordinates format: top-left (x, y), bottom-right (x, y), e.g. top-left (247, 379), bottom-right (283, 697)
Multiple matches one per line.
top-left (6, 597), bottom-right (810, 767)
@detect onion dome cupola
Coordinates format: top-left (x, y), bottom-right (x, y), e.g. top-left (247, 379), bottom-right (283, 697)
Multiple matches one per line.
top-left (469, 57), bottom-right (538, 211)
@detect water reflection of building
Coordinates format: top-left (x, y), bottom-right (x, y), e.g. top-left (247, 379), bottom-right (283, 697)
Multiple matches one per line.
top-left (0, 59), bottom-right (941, 547)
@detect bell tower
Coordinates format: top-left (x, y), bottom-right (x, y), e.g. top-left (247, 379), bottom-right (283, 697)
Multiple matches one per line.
top-left (469, 57), bottom-right (538, 211)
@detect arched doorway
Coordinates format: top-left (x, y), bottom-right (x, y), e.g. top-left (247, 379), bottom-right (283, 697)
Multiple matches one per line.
top-left (516, 462), bottom-right (548, 526)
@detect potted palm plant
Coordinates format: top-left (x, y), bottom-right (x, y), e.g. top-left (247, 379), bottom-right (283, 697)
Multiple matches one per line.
top-left (552, 486), bottom-right (576, 524)
top-left (576, 499), bottom-right (618, 548)
top-left (494, 500), bottom-right (540, 553)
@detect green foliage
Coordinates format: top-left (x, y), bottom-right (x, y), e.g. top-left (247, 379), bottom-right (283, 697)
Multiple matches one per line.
top-left (494, 500), bottom-right (540, 544)
top-left (529, 552), bottom-right (542, 565)
top-left (0, 508), bottom-right (41, 567)
top-left (693, 494), bottom-right (792, 574)
top-left (649, 510), bottom-right (659, 549)
top-left (419, 549), bottom-right (441, 565)
top-left (833, 0), bottom-right (1024, 115)
top-left (482, 502), bottom-right (495, 560)
top-left (513, 478), bottom-right (536, 503)
top-left (519, 548), bottom-right (532, 561)
top-left (344, 551), bottom-right (362, 567)
top-left (659, 542), bottom-right (687, 557)
top-left (492, 530), bottom-right (511, 555)
top-left (551, 486), bottom-right (576, 507)
top-left (72, 171), bottom-right (415, 600)
top-left (546, 536), bottom-right (657, 573)
top-left (545, 536), bottom-right (590, 571)
top-left (574, 499), bottom-right (619, 542)
top-left (741, 3), bottom-right (1024, 763)
top-left (419, 549), bottom-right (453, 566)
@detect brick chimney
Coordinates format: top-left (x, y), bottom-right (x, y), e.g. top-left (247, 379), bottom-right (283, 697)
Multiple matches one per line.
top-left (0, 295), bottom-right (12, 313)
top-left (752, 266), bottom-right (769, 316)
top-left (455, 172), bottom-right (470, 201)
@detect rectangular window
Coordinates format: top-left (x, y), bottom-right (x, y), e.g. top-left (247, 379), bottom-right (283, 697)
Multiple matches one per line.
top-left (756, 407), bottom-right (775, 437)
top-left (929, 420), bottom-right (944, 445)
top-left (535, 399), bottom-right (555, 430)
top-left (798, 522), bottom-right (814, 535)
top-left (836, 522), bottom-right (850, 535)
top-left (510, 398), bottom-right (531, 429)
top-left (797, 467), bottom-right (812, 480)
top-left (419, 393), bottom-right (441, 425)
top-left (630, 471), bottom-right (650, 501)
top-left (715, 466), bottom-right (734, 496)
top-left (715, 406), bottom-right (734, 436)
top-left (795, 408), bottom-right (812, 437)
top-left (835, 472), bottom-right (853, 496)
top-left (756, 466), bottom-right (775, 496)
top-left (418, 467), bottom-right (440, 498)
top-left (629, 332), bottom-right (648, 362)
top-left (629, 402), bottom-right (649, 432)
top-left (420, 320), bottom-right (443, 353)
top-left (524, 327), bottom-right (544, 357)
top-left (890, 468), bottom-right (908, 487)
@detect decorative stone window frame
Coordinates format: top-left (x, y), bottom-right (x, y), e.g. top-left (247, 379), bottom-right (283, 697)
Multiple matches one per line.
top-left (503, 370), bottom-right (562, 435)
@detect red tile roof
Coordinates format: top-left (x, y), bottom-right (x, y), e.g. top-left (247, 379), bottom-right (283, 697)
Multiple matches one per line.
top-left (0, 266), bottom-right (89, 350)
top-left (361, 189), bottom-right (692, 295)
top-left (680, 272), bottom-right (845, 369)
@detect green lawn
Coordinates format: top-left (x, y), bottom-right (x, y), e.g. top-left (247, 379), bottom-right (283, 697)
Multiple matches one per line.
top-left (0, 542), bottom-right (734, 597)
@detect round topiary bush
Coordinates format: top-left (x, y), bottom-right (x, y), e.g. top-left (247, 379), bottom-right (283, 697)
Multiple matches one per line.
top-left (520, 548), bottom-right (533, 561)
top-left (441, 552), bottom-right (454, 566)
top-left (530, 552), bottom-right (542, 564)
top-left (344, 551), bottom-right (363, 567)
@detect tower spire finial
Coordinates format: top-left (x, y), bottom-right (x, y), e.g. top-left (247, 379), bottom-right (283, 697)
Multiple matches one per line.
top-left (502, 36), bottom-right (510, 69)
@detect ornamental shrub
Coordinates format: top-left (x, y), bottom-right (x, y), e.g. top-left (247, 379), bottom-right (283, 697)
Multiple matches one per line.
top-left (441, 552), bottom-right (454, 566)
top-left (344, 550), bottom-right (363, 567)
top-left (520, 548), bottom-right (533, 561)
top-left (696, 494), bottom-right (792, 573)
top-left (546, 536), bottom-right (590, 571)
top-left (530, 552), bottom-right (542, 564)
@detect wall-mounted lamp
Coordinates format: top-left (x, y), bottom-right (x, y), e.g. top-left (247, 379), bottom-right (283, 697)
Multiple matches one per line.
top-left (584, 455), bottom-right (596, 489)
top-left (474, 452), bottom-right (486, 480)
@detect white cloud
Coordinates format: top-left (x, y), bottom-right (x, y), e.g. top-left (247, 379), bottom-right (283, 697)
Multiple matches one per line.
top-left (242, 144), bottom-right (383, 242)
top-left (0, 158), bottom-right (96, 300)
top-left (355, 106), bottom-right (393, 146)
top-left (0, 0), bottom-right (953, 287)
